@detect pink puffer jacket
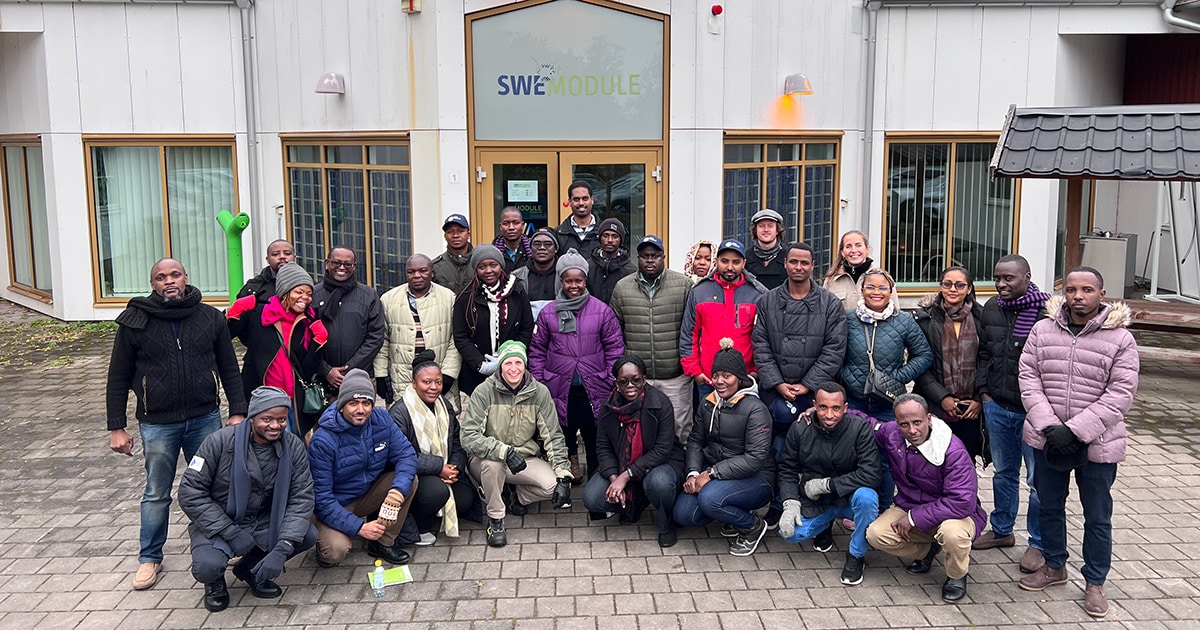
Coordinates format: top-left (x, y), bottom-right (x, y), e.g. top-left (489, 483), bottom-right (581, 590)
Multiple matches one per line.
top-left (1018, 296), bottom-right (1139, 464)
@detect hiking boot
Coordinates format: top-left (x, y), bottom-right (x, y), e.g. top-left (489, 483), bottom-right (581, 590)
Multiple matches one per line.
top-left (366, 540), bottom-right (411, 566)
top-left (728, 517), bottom-right (768, 557)
top-left (813, 524), bottom-right (835, 553)
top-left (132, 562), bottom-right (162, 590)
top-left (1018, 564), bottom-right (1068, 591)
top-left (840, 552), bottom-right (866, 586)
top-left (203, 577), bottom-right (229, 612)
top-left (942, 574), bottom-right (968, 602)
top-left (907, 542), bottom-right (941, 574)
top-left (972, 530), bottom-right (1015, 550)
top-left (1019, 546), bottom-right (1045, 574)
top-left (1084, 583), bottom-right (1108, 618)
top-left (503, 485), bottom-right (527, 517)
top-left (487, 518), bottom-right (507, 547)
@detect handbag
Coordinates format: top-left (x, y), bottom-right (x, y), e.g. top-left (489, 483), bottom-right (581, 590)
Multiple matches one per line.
top-left (276, 328), bottom-right (326, 416)
top-left (863, 322), bottom-right (906, 406)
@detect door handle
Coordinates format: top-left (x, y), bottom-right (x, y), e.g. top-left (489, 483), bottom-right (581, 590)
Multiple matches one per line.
top-left (651, 165), bottom-right (662, 182)
top-left (476, 166), bottom-right (488, 183)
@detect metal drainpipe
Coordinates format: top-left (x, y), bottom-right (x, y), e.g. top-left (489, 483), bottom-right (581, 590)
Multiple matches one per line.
top-left (236, 0), bottom-right (261, 246)
top-left (860, 2), bottom-right (880, 239)
top-left (1163, 0), bottom-right (1200, 30)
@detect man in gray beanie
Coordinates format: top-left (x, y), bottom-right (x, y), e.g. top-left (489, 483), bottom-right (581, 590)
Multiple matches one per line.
top-left (308, 369), bottom-right (420, 566)
top-left (180, 386), bottom-right (317, 612)
top-left (586, 217), bottom-right (635, 303)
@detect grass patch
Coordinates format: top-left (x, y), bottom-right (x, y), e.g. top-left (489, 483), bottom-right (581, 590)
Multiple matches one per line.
top-left (0, 319), bottom-right (118, 368)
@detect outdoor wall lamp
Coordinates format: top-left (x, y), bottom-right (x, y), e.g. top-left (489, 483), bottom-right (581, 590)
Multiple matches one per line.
top-left (784, 73), bottom-right (814, 96)
top-left (315, 72), bottom-right (346, 95)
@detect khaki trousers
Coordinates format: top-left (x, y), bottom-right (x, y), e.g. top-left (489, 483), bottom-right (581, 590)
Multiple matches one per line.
top-left (469, 456), bottom-right (557, 520)
top-left (648, 374), bottom-right (694, 444)
top-left (314, 472), bottom-right (418, 565)
top-left (866, 505), bottom-right (975, 579)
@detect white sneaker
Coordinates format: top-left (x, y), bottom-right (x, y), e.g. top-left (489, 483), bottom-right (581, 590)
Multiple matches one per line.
top-left (416, 532), bottom-right (437, 546)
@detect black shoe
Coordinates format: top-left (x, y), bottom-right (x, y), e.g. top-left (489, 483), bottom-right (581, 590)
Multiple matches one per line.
top-left (942, 574), bottom-right (968, 602)
top-left (203, 577), bottom-right (229, 612)
top-left (658, 529), bottom-right (678, 548)
top-left (813, 524), bottom-right (834, 553)
top-left (232, 557), bottom-right (283, 599)
top-left (728, 517), bottom-right (768, 557)
top-left (720, 523), bottom-right (740, 538)
top-left (764, 505), bottom-right (783, 531)
top-left (907, 542), bottom-right (941, 575)
top-left (366, 540), bottom-right (411, 565)
top-left (503, 485), bottom-right (527, 517)
top-left (840, 552), bottom-right (865, 586)
top-left (487, 518), bottom-right (507, 547)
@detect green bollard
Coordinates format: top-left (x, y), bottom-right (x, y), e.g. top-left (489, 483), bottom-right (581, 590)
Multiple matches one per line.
top-left (216, 210), bottom-right (251, 305)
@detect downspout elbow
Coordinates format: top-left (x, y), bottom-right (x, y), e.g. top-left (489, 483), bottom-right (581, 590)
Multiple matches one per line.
top-left (1163, 0), bottom-right (1200, 32)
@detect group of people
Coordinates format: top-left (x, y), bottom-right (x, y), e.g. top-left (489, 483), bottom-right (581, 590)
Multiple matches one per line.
top-left (105, 179), bottom-right (1140, 618)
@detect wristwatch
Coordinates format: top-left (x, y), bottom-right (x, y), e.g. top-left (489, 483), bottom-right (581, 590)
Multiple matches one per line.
top-left (706, 467), bottom-right (718, 479)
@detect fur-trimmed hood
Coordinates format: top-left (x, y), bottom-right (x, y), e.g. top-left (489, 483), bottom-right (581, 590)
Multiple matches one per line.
top-left (1046, 294), bottom-right (1132, 331)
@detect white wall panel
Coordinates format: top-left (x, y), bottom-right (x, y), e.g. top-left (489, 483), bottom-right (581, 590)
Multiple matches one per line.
top-left (881, 9), bottom-right (937, 130)
top-left (41, 5), bottom-right (81, 134)
top-left (0, 3), bottom-right (44, 33)
top-left (177, 5), bottom-right (239, 132)
top-left (42, 133), bottom-right (89, 320)
top-left (126, 5), bottom-right (183, 133)
top-left (720, 1), bottom-right (753, 128)
top-left (668, 1), bottom-right (697, 129)
top-left (930, 9), bottom-right (982, 129)
top-left (0, 33), bottom-right (49, 134)
top-left (74, 6), bottom-right (134, 132)
top-left (432, 2), bottom-right (466, 130)
top-left (1054, 34), bottom-right (1125, 107)
top-left (1023, 8), bottom-right (1060, 108)
top-left (667, 130), bottom-right (695, 269)
top-left (1017, 178), bottom-right (1058, 290)
top-left (976, 9), bottom-right (1033, 127)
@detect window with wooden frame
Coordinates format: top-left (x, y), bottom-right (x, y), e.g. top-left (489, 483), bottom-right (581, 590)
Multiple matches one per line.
top-left (283, 138), bottom-right (412, 291)
top-left (86, 137), bottom-right (238, 301)
top-left (882, 135), bottom-right (1019, 290)
top-left (2, 141), bottom-right (52, 298)
top-left (722, 136), bottom-right (840, 274)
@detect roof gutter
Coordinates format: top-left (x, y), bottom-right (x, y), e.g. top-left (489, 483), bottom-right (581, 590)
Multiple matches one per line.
top-left (1162, 0), bottom-right (1200, 31)
top-left (873, 0), bottom-right (1159, 5)
top-left (860, 2), bottom-right (880, 239)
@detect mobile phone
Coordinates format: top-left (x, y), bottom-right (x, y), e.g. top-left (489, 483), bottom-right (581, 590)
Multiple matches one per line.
top-left (955, 401), bottom-right (971, 413)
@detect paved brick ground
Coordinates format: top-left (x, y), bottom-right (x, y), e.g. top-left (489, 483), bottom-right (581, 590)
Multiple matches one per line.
top-left (0, 300), bottom-right (1197, 629)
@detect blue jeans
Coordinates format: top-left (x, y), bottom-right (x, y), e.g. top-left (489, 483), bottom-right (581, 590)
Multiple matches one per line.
top-left (778, 487), bottom-right (879, 558)
top-left (582, 465), bottom-right (681, 534)
top-left (847, 394), bottom-right (896, 510)
top-left (138, 409), bottom-right (222, 563)
top-left (1033, 448), bottom-right (1117, 585)
top-left (673, 476), bottom-right (772, 531)
top-left (983, 400), bottom-right (1041, 549)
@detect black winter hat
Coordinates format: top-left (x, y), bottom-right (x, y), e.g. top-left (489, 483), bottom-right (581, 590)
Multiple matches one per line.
top-left (710, 337), bottom-right (749, 383)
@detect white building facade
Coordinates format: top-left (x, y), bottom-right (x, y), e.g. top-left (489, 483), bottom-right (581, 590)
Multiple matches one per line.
top-left (0, 0), bottom-right (1195, 319)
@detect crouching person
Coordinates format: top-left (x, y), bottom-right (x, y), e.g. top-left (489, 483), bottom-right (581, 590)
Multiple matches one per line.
top-left (179, 386), bottom-right (317, 612)
top-left (583, 354), bottom-right (685, 548)
top-left (776, 382), bottom-right (880, 586)
top-left (462, 340), bottom-right (573, 547)
top-left (865, 393), bottom-right (986, 603)
top-left (309, 369), bottom-right (419, 566)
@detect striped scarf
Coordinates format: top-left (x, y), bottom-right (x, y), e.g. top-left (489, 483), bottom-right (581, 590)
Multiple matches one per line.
top-left (995, 282), bottom-right (1050, 339)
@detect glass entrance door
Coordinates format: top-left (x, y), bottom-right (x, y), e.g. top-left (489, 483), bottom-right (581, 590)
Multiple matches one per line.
top-left (475, 150), bottom-right (559, 241)
top-left (559, 151), bottom-right (660, 247)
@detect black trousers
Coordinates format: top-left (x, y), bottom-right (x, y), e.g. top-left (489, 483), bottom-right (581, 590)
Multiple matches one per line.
top-left (564, 384), bottom-right (598, 477)
top-left (190, 523), bottom-right (317, 584)
top-left (408, 474), bottom-right (478, 534)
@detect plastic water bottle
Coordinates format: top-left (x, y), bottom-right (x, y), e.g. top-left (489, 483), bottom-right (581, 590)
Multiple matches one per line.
top-left (372, 559), bottom-right (386, 598)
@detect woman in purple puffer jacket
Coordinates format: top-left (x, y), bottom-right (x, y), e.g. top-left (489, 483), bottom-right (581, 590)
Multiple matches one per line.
top-left (530, 248), bottom-right (625, 486)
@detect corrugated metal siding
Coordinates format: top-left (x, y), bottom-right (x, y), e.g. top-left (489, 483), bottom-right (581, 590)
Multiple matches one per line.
top-left (1124, 34), bottom-right (1200, 105)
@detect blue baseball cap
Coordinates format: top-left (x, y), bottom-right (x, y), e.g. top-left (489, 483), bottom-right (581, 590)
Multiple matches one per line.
top-left (636, 234), bottom-right (664, 253)
top-left (716, 238), bottom-right (746, 258)
top-left (442, 214), bottom-right (470, 230)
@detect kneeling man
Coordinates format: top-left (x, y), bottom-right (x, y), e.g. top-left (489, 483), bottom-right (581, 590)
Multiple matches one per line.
top-left (179, 386), bottom-right (317, 612)
top-left (865, 394), bottom-right (986, 603)
top-left (777, 382), bottom-right (880, 586)
top-left (309, 369), bottom-right (419, 566)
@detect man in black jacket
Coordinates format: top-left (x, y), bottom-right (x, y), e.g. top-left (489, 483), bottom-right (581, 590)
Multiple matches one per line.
top-left (554, 180), bottom-right (601, 255)
top-left (586, 217), bottom-right (636, 303)
top-left (179, 387), bottom-right (316, 612)
top-left (776, 383), bottom-right (880, 586)
top-left (974, 254), bottom-right (1051, 574)
top-left (106, 258), bottom-right (247, 592)
top-left (236, 239), bottom-right (295, 302)
top-left (313, 247), bottom-right (386, 394)
top-left (744, 209), bottom-right (787, 290)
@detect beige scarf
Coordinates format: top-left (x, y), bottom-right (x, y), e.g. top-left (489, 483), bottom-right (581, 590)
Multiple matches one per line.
top-left (402, 385), bottom-right (459, 537)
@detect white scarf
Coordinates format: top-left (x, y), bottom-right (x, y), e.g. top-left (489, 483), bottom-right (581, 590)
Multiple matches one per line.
top-left (401, 385), bottom-right (459, 537)
top-left (912, 416), bottom-right (954, 467)
top-left (481, 274), bottom-right (516, 355)
top-left (855, 297), bottom-right (897, 323)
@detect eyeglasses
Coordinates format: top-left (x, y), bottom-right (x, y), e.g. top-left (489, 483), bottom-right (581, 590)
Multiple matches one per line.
top-left (616, 376), bottom-right (645, 388)
top-left (863, 285), bottom-right (891, 293)
top-left (531, 241), bottom-right (556, 250)
top-left (940, 281), bottom-right (969, 291)
top-left (255, 415), bottom-right (289, 427)
top-left (326, 260), bottom-right (356, 269)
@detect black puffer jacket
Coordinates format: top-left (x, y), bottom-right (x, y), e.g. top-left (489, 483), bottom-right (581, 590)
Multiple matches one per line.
top-left (387, 396), bottom-right (469, 476)
top-left (912, 296), bottom-right (986, 408)
top-left (977, 298), bottom-right (1047, 413)
top-left (596, 385), bottom-right (686, 481)
top-left (452, 280), bottom-right (535, 395)
top-left (778, 411), bottom-right (880, 518)
top-left (745, 248), bottom-right (786, 290)
top-left (313, 281), bottom-right (386, 378)
top-left (752, 282), bottom-right (847, 406)
top-left (237, 266), bottom-right (276, 302)
top-left (586, 247), bottom-right (636, 304)
top-left (686, 382), bottom-right (776, 486)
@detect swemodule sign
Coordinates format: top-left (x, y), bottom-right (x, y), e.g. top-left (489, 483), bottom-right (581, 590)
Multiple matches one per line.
top-left (471, 0), bottom-right (664, 141)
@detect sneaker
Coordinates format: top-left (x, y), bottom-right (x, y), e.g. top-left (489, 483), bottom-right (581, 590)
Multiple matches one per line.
top-left (720, 523), bottom-right (739, 538)
top-left (1019, 546), bottom-right (1045, 574)
top-left (1084, 583), bottom-right (1108, 618)
top-left (416, 532), bottom-right (437, 547)
top-left (813, 524), bottom-right (834, 553)
top-left (132, 562), bottom-right (161, 590)
top-left (1018, 564), bottom-right (1068, 591)
top-left (487, 518), bottom-right (507, 548)
top-left (840, 552), bottom-right (865, 586)
top-left (729, 517), bottom-right (768, 557)
top-left (972, 530), bottom-right (1015, 550)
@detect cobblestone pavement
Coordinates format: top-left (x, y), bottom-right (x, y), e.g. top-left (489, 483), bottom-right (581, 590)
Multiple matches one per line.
top-left (1, 300), bottom-right (1198, 629)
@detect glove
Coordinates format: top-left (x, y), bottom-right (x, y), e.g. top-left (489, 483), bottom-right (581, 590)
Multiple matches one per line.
top-left (479, 354), bottom-right (500, 376)
top-left (378, 488), bottom-right (405, 526)
top-left (504, 447), bottom-right (527, 474)
top-left (552, 477), bottom-right (572, 509)
top-left (251, 541), bottom-right (292, 583)
top-left (376, 377), bottom-right (394, 405)
top-left (803, 477), bottom-right (832, 500)
top-left (779, 500), bottom-right (803, 539)
top-left (226, 528), bottom-right (257, 557)
top-left (1043, 424), bottom-right (1080, 453)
